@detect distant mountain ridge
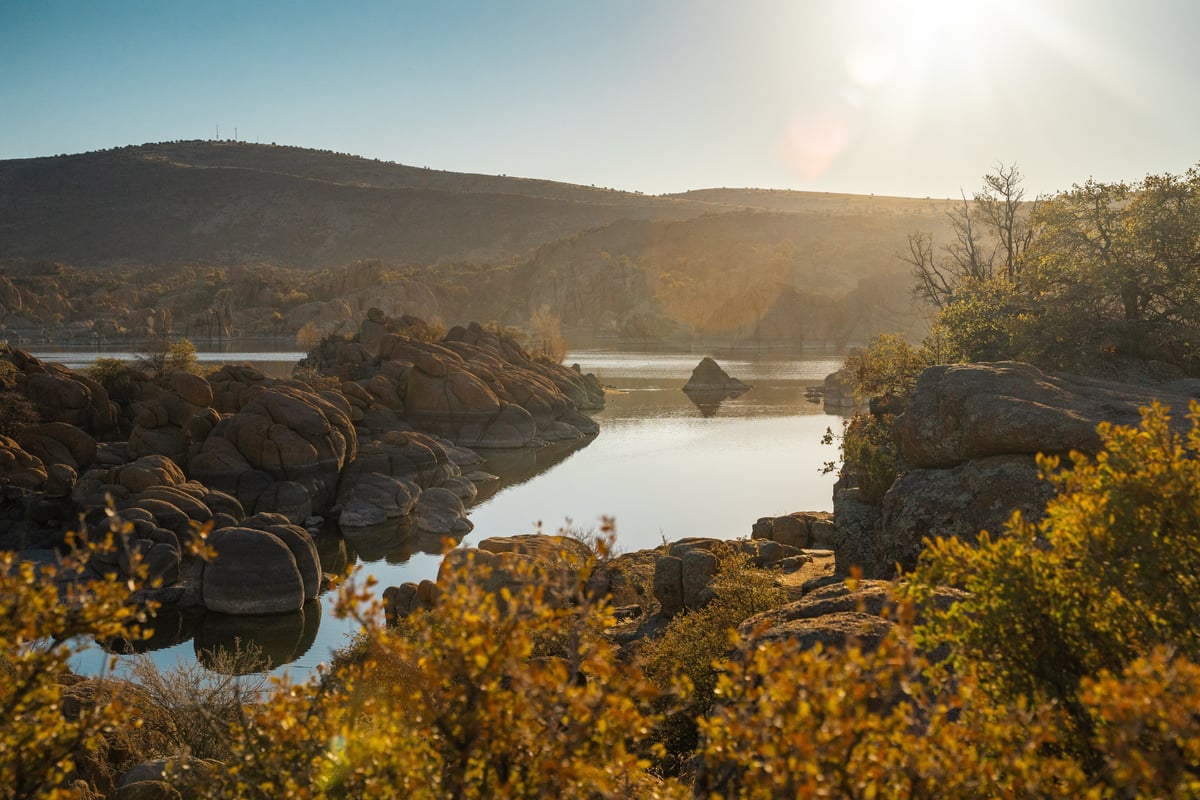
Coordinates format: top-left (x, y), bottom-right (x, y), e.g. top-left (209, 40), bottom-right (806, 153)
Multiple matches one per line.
top-left (0, 141), bottom-right (962, 347)
top-left (0, 141), bottom-right (954, 271)
top-left (0, 141), bottom-right (708, 268)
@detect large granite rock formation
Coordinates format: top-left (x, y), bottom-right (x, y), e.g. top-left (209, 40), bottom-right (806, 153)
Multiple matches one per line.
top-left (190, 383), bottom-right (357, 514)
top-left (298, 316), bottom-right (603, 448)
top-left (897, 361), bottom-right (1200, 468)
top-left (4, 348), bottom-right (118, 435)
top-left (836, 361), bottom-right (1200, 578)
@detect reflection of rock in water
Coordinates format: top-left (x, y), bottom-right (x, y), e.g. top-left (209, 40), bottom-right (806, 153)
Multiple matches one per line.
top-left (195, 599), bottom-right (321, 674)
top-left (682, 388), bottom-right (747, 417)
top-left (312, 529), bottom-right (351, 574)
top-left (681, 357), bottom-right (751, 417)
top-left (99, 607), bottom-right (203, 655)
top-left (340, 515), bottom-right (460, 563)
top-left (477, 435), bottom-right (597, 498)
top-left (341, 516), bottom-right (419, 563)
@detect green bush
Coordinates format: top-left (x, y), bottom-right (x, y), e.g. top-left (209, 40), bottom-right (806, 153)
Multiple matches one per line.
top-left (641, 548), bottom-right (786, 773)
top-left (836, 412), bottom-right (899, 505)
top-left (86, 357), bottom-right (144, 405)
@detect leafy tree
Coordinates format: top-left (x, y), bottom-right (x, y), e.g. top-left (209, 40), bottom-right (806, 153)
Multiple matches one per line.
top-left (138, 336), bottom-right (202, 381)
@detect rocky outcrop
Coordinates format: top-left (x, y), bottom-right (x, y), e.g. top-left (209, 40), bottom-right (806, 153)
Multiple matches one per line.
top-left (652, 537), bottom-right (806, 617)
top-left (683, 357), bottom-right (750, 394)
top-left (190, 383), bottom-right (356, 514)
top-left (4, 349), bottom-right (118, 435)
top-left (752, 511), bottom-right (837, 550)
top-left (877, 455), bottom-right (1056, 575)
top-left (127, 373), bottom-right (214, 463)
top-left (384, 533), bottom-right (594, 620)
top-left (738, 580), bottom-right (966, 651)
top-left (836, 361), bottom-right (1200, 578)
top-left (897, 361), bottom-right (1200, 468)
top-left (0, 436), bottom-right (48, 491)
top-left (298, 316), bottom-right (603, 448)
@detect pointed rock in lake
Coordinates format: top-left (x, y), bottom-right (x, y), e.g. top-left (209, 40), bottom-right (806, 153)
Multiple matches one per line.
top-left (682, 357), bottom-right (750, 394)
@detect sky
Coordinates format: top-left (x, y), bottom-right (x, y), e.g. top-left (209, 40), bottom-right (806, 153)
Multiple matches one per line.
top-left (2, 0), bottom-right (1198, 198)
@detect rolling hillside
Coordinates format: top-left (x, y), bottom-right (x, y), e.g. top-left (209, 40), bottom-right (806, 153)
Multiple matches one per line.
top-left (0, 141), bottom-right (960, 346)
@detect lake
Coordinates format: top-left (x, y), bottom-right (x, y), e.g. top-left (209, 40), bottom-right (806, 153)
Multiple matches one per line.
top-left (52, 348), bottom-right (845, 680)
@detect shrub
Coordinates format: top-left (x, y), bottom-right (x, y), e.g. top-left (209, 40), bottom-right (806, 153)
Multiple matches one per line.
top-left (86, 357), bottom-right (144, 406)
top-left (842, 332), bottom-right (930, 400)
top-left (641, 548), bottom-right (786, 773)
top-left (208, 555), bottom-right (687, 799)
top-left (910, 401), bottom-right (1200, 769)
top-left (529, 304), bottom-right (567, 363)
top-left (696, 627), bottom-right (1084, 798)
top-left (0, 389), bottom-right (39, 438)
top-left (832, 411), bottom-right (899, 505)
top-left (122, 641), bottom-right (269, 761)
top-left (138, 336), bottom-right (202, 381)
top-left (0, 528), bottom-right (156, 798)
top-left (291, 365), bottom-right (342, 393)
top-left (826, 333), bottom-right (931, 505)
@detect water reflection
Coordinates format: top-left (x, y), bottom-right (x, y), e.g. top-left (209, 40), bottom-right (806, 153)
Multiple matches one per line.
top-left (339, 517), bottom-right (454, 564)
top-left (70, 350), bottom-right (847, 680)
top-left (195, 600), bottom-right (322, 675)
top-left (682, 387), bottom-right (750, 417)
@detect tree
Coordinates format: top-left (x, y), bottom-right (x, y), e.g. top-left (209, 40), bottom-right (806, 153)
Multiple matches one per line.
top-left (1022, 169), bottom-right (1200, 371)
top-left (906, 163), bottom-right (1036, 310)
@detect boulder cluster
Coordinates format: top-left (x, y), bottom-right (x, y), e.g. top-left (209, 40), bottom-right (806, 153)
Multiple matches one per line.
top-left (834, 361), bottom-right (1200, 578)
top-left (0, 313), bottom-right (604, 645)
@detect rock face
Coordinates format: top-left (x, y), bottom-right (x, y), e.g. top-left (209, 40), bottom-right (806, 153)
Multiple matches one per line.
top-left (8, 350), bottom-right (118, 435)
top-left (191, 384), bottom-right (357, 514)
top-left (837, 361), bottom-right (1200, 578)
top-left (298, 316), bottom-right (603, 449)
top-left (651, 537), bottom-right (805, 618)
top-left (897, 361), bottom-right (1200, 468)
top-left (739, 580), bottom-right (966, 652)
top-left (683, 357), bottom-right (750, 394)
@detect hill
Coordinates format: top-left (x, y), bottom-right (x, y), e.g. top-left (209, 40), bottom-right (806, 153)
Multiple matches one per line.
top-left (0, 141), bottom-right (704, 267)
top-left (0, 141), bottom-right (960, 347)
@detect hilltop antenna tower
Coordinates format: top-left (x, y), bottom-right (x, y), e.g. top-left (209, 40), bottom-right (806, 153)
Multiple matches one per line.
top-left (216, 124), bottom-right (219, 141)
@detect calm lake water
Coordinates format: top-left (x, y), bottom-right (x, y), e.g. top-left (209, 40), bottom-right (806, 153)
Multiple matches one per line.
top-left (52, 348), bottom-right (845, 680)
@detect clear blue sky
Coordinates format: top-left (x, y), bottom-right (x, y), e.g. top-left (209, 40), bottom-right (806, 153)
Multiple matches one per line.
top-left (3, 0), bottom-right (1198, 198)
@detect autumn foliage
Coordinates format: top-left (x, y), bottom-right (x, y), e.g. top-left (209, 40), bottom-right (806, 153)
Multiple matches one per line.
top-left (9, 406), bottom-right (1200, 797)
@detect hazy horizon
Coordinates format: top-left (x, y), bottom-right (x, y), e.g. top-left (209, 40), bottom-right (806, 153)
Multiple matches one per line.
top-left (4, 0), bottom-right (1199, 198)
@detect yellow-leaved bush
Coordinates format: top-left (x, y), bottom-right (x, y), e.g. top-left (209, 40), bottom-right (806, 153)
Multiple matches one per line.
top-left (13, 403), bottom-right (1200, 797)
top-left (1, 522), bottom-right (157, 799)
top-left (202, 547), bottom-right (690, 799)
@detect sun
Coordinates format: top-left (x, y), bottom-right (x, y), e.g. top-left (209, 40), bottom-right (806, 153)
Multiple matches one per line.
top-left (843, 0), bottom-right (1028, 91)
top-left (896, 0), bottom-right (988, 34)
